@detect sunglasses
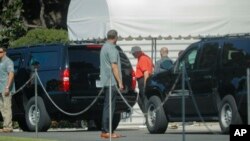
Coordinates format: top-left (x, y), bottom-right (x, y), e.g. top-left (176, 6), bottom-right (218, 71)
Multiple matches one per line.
top-left (0, 51), bottom-right (4, 53)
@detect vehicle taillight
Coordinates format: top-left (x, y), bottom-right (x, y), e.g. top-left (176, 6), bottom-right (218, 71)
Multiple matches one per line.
top-left (60, 68), bottom-right (70, 92)
top-left (132, 70), bottom-right (136, 90)
top-left (86, 44), bottom-right (102, 49)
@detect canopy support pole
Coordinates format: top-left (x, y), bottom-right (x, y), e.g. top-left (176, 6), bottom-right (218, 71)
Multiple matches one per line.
top-left (151, 38), bottom-right (157, 64)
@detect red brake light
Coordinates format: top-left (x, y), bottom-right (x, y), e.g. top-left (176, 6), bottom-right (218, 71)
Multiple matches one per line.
top-left (132, 70), bottom-right (136, 90)
top-left (86, 45), bottom-right (102, 49)
top-left (60, 68), bottom-right (70, 92)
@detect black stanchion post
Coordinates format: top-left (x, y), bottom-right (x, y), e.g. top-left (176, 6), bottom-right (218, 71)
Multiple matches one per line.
top-left (182, 64), bottom-right (186, 141)
top-left (247, 68), bottom-right (250, 125)
top-left (35, 68), bottom-right (38, 138)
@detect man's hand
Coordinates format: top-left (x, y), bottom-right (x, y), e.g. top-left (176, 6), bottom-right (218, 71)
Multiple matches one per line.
top-left (4, 88), bottom-right (10, 96)
top-left (111, 63), bottom-right (124, 91)
top-left (118, 82), bottom-right (124, 91)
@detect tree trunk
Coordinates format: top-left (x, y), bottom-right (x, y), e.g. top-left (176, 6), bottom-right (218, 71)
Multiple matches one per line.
top-left (39, 0), bottom-right (46, 27)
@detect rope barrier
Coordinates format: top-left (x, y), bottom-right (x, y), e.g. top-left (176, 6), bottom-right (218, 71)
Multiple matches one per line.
top-left (116, 72), bottom-right (181, 117)
top-left (11, 66), bottom-right (223, 134)
top-left (35, 72), bottom-right (104, 116)
top-left (12, 74), bottom-right (35, 96)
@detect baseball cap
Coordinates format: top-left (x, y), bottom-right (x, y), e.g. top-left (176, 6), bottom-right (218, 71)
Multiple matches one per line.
top-left (130, 46), bottom-right (141, 54)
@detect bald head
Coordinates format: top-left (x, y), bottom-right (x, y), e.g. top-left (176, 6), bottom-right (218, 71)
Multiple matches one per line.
top-left (160, 47), bottom-right (169, 58)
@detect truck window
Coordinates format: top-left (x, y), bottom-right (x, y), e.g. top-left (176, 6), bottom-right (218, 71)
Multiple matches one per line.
top-left (68, 47), bottom-right (100, 91)
top-left (29, 52), bottom-right (58, 69)
top-left (222, 40), bottom-right (250, 68)
top-left (198, 42), bottom-right (219, 69)
top-left (178, 47), bottom-right (198, 71)
top-left (68, 48), bottom-right (100, 70)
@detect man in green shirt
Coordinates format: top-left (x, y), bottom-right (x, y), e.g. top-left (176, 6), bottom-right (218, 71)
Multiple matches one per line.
top-left (0, 46), bottom-right (15, 133)
top-left (100, 30), bottom-right (124, 139)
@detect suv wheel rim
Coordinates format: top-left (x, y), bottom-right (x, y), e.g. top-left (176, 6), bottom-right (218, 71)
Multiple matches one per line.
top-left (28, 105), bottom-right (40, 126)
top-left (148, 104), bottom-right (156, 127)
top-left (221, 103), bottom-right (232, 128)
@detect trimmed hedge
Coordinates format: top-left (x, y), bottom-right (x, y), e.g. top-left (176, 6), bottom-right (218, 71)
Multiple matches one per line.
top-left (10, 28), bottom-right (69, 48)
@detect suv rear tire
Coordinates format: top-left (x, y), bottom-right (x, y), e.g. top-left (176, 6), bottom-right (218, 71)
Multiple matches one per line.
top-left (219, 95), bottom-right (242, 134)
top-left (146, 96), bottom-right (168, 134)
top-left (25, 96), bottom-right (51, 132)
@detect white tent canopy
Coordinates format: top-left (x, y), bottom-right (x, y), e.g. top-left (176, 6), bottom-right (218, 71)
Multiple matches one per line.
top-left (67, 0), bottom-right (250, 40)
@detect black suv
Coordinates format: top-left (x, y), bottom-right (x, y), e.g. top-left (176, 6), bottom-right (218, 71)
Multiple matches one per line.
top-left (144, 36), bottom-right (249, 134)
top-left (4, 43), bottom-right (136, 132)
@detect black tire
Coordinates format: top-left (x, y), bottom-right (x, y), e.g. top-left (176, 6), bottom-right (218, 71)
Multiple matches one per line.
top-left (25, 96), bottom-right (51, 132)
top-left (146, 96), bottom-right (168, 134)
top-left (94, 113), bottom-right (121, 131)
top-left (219, 95), bottom-right (242, 134)
top-left (17, 117), bottom-right (30, 131)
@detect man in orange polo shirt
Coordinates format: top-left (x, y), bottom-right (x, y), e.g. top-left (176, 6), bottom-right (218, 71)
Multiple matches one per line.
top-left (131, 46), bottom-right (153, 113)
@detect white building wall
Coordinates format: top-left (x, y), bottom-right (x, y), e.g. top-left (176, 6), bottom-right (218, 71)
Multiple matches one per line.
top-left (117, 38), bottom-right (200, 126)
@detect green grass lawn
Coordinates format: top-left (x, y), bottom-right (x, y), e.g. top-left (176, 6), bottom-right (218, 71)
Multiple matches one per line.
top-left (0, 136), bottom-right (56, 141)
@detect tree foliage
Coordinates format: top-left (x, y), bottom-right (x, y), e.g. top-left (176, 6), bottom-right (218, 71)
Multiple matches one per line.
top-left (0, 0), bottom-right (70, 48)
top-left (10, 28), bottom-right (69, 48)
top-left (0, 0), bottom-right (27, 47)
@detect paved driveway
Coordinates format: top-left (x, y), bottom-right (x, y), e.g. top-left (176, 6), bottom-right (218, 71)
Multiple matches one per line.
top-left (0, 122), bottom-right (229, 141)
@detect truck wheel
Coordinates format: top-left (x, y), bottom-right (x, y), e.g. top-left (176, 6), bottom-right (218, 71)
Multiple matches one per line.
top-left (94, 113), bottom-right (121, 131)
top-left (25, 96), bottom-right (51, 132)
top-left (219, 95), bottom-right (242, 134)
top-left (146, 96), bottom-right (168, 134)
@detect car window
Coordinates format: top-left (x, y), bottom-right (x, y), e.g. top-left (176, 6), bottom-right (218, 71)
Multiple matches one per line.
top-left (68, 48), bottom-right (100, 69)
top-left (198, 42), bottom-right (219, 69)
top-left (222, 40), bottom-right (250, 67)
top-left (177, 46), bottom-right (198, 72)
top-left (29, 52), bottom-right (58, 69)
